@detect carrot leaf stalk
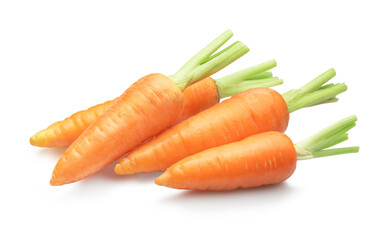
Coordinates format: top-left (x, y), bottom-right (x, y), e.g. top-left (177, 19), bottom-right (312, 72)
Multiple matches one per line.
top-left (246, 71), bottom-right (273, 80)
top-left (218, 77), bottom-right (283, 98)
top-left (295, 115), bottom-right (359, 160)
top-left (287, 83), bottom-right (347, 112)
top-left (281, 68), bottom-right (347, 113)
top-left (172, 30), bottom-right (249, 90)
top-left (215, 60), bottom-right (282, 98)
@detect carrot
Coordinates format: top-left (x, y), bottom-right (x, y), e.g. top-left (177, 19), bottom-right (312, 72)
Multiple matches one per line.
top-left (155, 116), bottom-right (359, 191)
top-left (30, 61), bottom-right (281, 147)
top-left (30, 99), bottom-right (115, 147)
top-left (115, 68), bottom-right (348, 175)
top-left (50, 30), bottom-right (249, 186)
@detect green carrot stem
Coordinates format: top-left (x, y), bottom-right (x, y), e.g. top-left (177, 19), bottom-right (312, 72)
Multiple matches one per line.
top-left (287, 83), bottom-right (347, 113)
top-left (189, 41), bottom-right (249, 85)
top-left (322, 133), bottom-right (349, 149)
top-left (318, 83), bottom-right (336, 90)
top-left (308, 97), bottom-right (339, 107)
top-left (295, 115), bottom-right (359, 160)
top-left (214, 60), bottom-right (279, 98)
top-left (282, 68), bottom-right (336, 104)
top-left (217, 77), bottom-right (283, 98)
top-left (296, 115), bottom-right (357, 151)
top-left (200, 41), bottom-right (238, 65)
top-left (173, 30), bottom-right (233, 80)
top-left (280, 68), bottom-right (346, 113)
top-left (298, 147), bottom-right (360, 160)
top-left (172, 30), bottom-right (249, 90)
top-left (309, 147), bottom-right (360, 159)
top-left (215, 59), bottom-right (277, 87)
top-left (297, 68), bottom-right (336, 94)
top-left (246, 71), bottom-right (273, 80)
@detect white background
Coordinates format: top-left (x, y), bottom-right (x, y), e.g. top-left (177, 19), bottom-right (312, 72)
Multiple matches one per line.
top-left (1, 0), bottom-right (383, 239)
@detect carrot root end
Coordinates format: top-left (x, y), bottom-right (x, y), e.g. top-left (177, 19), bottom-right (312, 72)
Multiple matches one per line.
top-left (50, 177), bottom-right (61, 186)
top-left (114, 163), bottom-right (125, 175)
top-left (155, 172), bottom-right (170, 187)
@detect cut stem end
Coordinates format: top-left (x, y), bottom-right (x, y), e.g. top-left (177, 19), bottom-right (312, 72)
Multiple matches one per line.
top-left (295, 115), bottom-right (359, 160)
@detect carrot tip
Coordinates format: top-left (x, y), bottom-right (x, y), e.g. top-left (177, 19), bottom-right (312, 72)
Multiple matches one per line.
top-left (29, 136), bottom-right (36, 146)
top-left (29, 134), bottom-right (40, 146)
top-left (155, 172), bottom-right (171, 187)
top-left (114, 163), bottom-right (125, 175)
top-left (50, 177), bottom-right (61, 186)
top-left (30, 131), bottom-right (48, 147)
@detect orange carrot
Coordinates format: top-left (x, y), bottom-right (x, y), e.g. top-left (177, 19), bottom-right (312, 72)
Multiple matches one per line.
top-left (155, 116), bottom-right (359, 191)
top-left (51, 74), bottom-right (184, 185)
top-left (50, 30), bottom-right (249, 185)
top-left (115, 68), bottom-right (347, 175)
top-left (176, 77), bottom-right (219, 123)
top-left (30, 99), bottom-right (115, 147)
top-left (30, 62), bottom-right (280, 147)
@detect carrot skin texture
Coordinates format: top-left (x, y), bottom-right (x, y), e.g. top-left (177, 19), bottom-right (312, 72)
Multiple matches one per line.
top-left (30, 99), bottom-right (115, 147)
top-left (115, 88), bottom-right (289, 175)
top-left (174, 77), bottom-right (219, 124)
top-left (50, 73), bottom-right (184, 186)
top-left (30, 78), bottom-right (218, 148)
top-left (155, 132), bottom-right (297, 191)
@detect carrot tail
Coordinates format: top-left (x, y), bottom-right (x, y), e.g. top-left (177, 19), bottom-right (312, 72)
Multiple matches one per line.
top-left (295, 115), bottom-right (359, 160)
top-left (282, 68), bottom-right (348, 113)
top-left (30, 99), bottom-right (115, 147)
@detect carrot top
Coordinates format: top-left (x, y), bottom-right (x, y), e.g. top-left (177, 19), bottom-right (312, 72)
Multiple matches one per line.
top-left (171, 30), bottom-right (249, 90)
top-left (215, 59), bottom-right (283, 98)
top-left (295, 115), bottom-right (359, 159)
top-left (281, 68), bottom-right (348, 113)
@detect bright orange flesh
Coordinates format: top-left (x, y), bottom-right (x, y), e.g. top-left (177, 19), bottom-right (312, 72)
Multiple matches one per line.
top-left (115, 88), bottom-right (289, 175)
top-left (50, 73), bottom-right (184, 186)
top-left (30, 77), bottom-right (218, 148)
top-left (155, 132), bottom-right (297, 191)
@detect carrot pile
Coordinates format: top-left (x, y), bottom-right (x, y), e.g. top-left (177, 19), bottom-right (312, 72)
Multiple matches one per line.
top-left (156, 116), bottom-right (359, 190)
top-left (30, 60), bottom-right (280, 148)
top-left (114, 68), bottom-right (347, 175)
top-left (31, 29), bottom-right (359, 191)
